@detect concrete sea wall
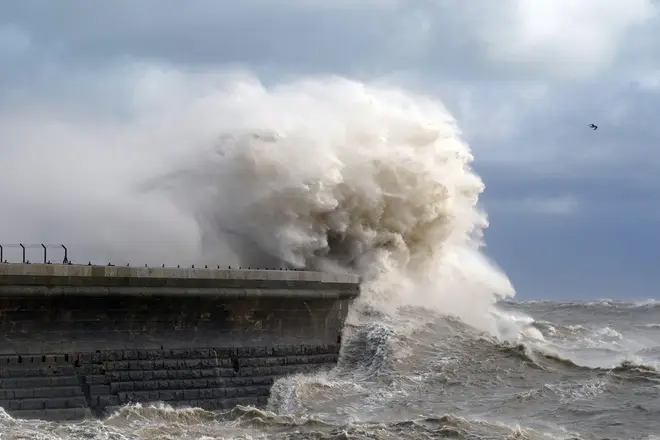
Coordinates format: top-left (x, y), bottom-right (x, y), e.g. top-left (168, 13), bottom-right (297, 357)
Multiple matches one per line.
top-left (0, 264), bottom-right (360, 421)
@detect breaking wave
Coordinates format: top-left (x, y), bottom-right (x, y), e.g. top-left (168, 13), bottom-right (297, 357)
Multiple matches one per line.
top-left (499, 342), bottom-right (660, 380)
top-left (145, 75), bottom-right (514, 331)
top-left (3, 70), bottom-right (660, 439)
top-left (0, 404), bottom-right (555, 440)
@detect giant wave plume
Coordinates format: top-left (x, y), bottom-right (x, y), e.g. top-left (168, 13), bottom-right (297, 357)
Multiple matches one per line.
top-left (140, 73), bottom-right (515, 331)
top-left (0, 68), bottom-right (513, 333)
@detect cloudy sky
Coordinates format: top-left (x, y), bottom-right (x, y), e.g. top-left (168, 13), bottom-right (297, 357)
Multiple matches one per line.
top-left (1, 0), bottom-right (659, 300)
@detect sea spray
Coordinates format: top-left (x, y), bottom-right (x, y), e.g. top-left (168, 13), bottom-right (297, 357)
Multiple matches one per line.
top-left (146, 75), bottom-right (515, 328)
top-left (138, 74), bottom-right (520, 417)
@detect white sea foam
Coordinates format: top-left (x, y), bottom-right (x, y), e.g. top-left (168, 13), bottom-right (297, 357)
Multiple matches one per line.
top-left (143, 73), bottom-right (515, 332)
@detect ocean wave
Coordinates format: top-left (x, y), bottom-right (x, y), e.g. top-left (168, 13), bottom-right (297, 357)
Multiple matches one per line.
top-left (512, 377), bottom-right (610, 404)
top-left (497, 340), bottom-right (660, 382)
top-left (505, 299), bottom-right (660, 311)
top-left (105, 401), bottom-right (216, 425)
top-left (143, 74), bottom-right (514, 333)
top-left (498, 342), bottom-right (586, 371)
top-left (611, 360), bottom-right (660, 376)
top-left (0, 402), bottom-right (568, 440)
top-left (216, 405), bottom-right (333, 430)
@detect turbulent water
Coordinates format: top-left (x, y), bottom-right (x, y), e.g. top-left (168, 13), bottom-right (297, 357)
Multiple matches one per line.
top-left (4, 75), bottom-right (658, 438)
top-left (2, 300), bottom-right (660, 440)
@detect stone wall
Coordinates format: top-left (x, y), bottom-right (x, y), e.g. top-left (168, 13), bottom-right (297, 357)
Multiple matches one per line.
top-left (0, 265), bottom-right (359, 420)
top-left (0, 344), bottom-right (341, 421)
top-left (0, 353), bottom-right (89, 421)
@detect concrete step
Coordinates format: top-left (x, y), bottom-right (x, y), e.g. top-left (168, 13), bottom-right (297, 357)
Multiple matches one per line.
top-left (0, 365), bottom-right (76, 376)
top-left (0, 354), bottom-right (74, 366)
top-left (98, 362), bottom-right (331, 383)
top-left (5, 407), bottom-right (92, 421)
top-left (0, 375), bottom-right (79, 388)
top-left (0, 396), bottom-right (88, 411)
top-left (100, 375), bottom-right (276, 393)
top-left (113, 385), bottom-right (271, 405)
top-left (0, 385), bottom-right (84, 400)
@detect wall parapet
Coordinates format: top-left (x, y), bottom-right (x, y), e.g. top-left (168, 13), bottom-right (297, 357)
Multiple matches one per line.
top-left (0, 263), bottom-right (360, 283)
top-left (0, 264), bottom-right (360, 299)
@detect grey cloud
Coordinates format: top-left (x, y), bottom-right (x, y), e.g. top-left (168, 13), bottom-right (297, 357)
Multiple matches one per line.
top-left (480, 168), bottom-right (660, 217)
top-left (423, 77), bottom-right (660, 181)
top-left (3, 0), bottom-right (656, 81)
top-left (2, 1), bottom-right (422, 73)
top-left (0, 24), bottom-right (30, 58)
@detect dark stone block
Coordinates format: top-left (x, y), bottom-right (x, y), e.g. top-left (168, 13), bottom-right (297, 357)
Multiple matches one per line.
top-left (140, 380), bottom-right (159, 391)
top-left (98, 395), bottom-right (120, 408)
top-left (52, 376), bottom-right (81, 386)
top-left (128, 371), bottom-right (144, 381)
top-left (110, 382), bottom-right (133, 393)
top-left (20, 399), bottom-right (46, 411)
top-left (193, 379), bottom-right (209, 388)
top-left (182, 389), bottom-right (200, 400)
top-left (36, 387), bottom-right (82, 398)
top-left (207, 377), bottom-right (228, 388)
top-left (158, 390), bottom-right (176, 401)
top-left (45, 396), bottom-right (87, 409)
top-left (0, 378), bottom-right (19, 388)
top-left (152, 370), bottom-right (168, 380)
top-left (88, 385), bottom-right (110, 395)
top-left (136, 360), bottom-right (154, 369)
top-left (86, 375), bottom-right (107, 385)
top-left (13, 389), bottom-right (34, 399)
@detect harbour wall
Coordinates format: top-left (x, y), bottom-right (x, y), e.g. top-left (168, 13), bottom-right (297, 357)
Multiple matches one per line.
top-left (0, 264), bottom-right (360, 420)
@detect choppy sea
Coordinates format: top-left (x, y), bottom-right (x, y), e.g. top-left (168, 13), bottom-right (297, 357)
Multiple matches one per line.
top-left (2, 299), bottom-right (659, 440)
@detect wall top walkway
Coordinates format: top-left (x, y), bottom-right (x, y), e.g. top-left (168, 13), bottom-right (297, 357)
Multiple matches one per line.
top-left (0, 264), bottom-right (361, 296)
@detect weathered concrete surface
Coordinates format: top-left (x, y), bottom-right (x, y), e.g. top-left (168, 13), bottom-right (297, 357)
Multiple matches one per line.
top-left (0, 264), bottom-right (360, 297)
top-left (0, 264), bottom-right (360, 420)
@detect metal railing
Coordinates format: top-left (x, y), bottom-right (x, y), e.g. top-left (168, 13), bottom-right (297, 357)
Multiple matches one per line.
top-left (0, 243), bottom-right (68, 264)
top-left (0, 244), bottom-right (314, 271)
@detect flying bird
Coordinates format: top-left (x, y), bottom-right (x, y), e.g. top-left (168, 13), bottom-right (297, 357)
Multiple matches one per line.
top-left (589, 124), bottom-right (598, 130)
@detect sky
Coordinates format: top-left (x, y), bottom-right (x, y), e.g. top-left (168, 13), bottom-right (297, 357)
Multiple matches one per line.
top-left (1, 0), bottom-right (659, 300)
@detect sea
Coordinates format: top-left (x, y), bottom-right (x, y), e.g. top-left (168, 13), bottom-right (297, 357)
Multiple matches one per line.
top-left (4, 77), bottom-right (658, 439)
top-left (2, 299), bottom-right (659, 440)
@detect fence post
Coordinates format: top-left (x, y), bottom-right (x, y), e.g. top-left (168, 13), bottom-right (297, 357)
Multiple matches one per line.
top-left (61, 244), bottom-right (68, 264)
top-left (19, 243), bottom-right (25, 263)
